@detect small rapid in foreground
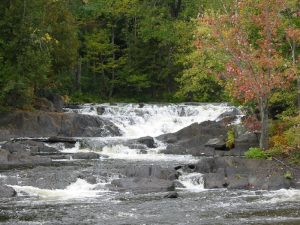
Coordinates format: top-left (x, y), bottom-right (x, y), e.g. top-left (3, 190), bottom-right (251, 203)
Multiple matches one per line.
top-left (0, 103), bottom-right (299, 225)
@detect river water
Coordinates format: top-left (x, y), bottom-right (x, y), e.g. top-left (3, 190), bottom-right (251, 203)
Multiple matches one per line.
top-left (0, 103), bottom-right (300, 225)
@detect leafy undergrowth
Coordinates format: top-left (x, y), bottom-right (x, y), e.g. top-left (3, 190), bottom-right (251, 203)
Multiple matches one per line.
top-left (268, 114), bottom-right (300, 164)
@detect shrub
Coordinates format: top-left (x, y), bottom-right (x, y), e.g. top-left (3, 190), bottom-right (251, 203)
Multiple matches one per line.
top-left (269, 114), bottom-right (300, 163)
top-left (245, 147), bottom-right (268, 159)
top-left (226, 128), bottom-right (235, 149)
top-left (283, 171), bottom-right (293, 180)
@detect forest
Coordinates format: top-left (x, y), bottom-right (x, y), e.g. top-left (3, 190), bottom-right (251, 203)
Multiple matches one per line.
top-left (0, 0), bottom-right (299, 162)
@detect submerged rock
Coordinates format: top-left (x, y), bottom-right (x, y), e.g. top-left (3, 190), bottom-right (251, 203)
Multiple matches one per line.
top-left (164, 191), bottom-right (179, 199)
top-left (96, 106), bottom-right (106, 115)
top-left (136, 136), bottom-right (156, 148)
top-left (0, 185), bottom-right (17, 198)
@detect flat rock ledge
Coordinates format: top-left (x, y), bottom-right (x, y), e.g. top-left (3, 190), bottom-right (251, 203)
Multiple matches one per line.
top-left (193, 157), bottom-right (300, 190)
top-left (0, 111), bottom-right (121, 141)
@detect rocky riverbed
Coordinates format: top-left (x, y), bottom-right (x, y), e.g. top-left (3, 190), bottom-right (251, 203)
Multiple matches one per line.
top-left (0, 103), bottom-right (299, 225)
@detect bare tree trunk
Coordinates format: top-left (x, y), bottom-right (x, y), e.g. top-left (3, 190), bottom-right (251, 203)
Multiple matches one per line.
top-left (259, 95), bottom-right (269, 150)
top-left (292, 40), bottom-right (300, 111)
top-left (109, 28), bottom-right (115, 99)
top-left (298, 76), bottom-right (300, 111)
top-left (75, 57), bottom-right (81, 92)
top-left (234, 0), bottom-right (239, 16)
top-left (170, 0), bottom-right (182, 18)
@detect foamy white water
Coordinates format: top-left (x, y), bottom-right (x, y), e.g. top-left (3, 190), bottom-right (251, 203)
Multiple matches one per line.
top-left (100, 144), bottom-right (198, 162)
top-left (178, 172), bottom-right (205, 192)
top-left (257, 189), bottom-right (300, 204)
top-left (10, 179), bottom-right (108, 201)
top-left (65, 103), bottom-right (238, 138)
top-left (62, 103), bottom-right (239, 162)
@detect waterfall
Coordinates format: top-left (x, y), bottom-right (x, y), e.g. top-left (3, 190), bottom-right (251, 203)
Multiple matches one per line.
top-left (65, 103), bottom-right (238, 138)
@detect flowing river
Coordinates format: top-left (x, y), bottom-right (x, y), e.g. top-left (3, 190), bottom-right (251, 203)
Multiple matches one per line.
top-left (0, 103), bottom-right (300, 225)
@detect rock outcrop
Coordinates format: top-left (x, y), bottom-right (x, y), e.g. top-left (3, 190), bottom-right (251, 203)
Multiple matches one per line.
top-left (157, 121), bottom-right (229, 156)
top-left (107, 165), bottom-right (178, 194)
top-left (0, 111), bottom-right (121, 141)
top-left (193, 157), bottom-right (296, 190)
top-left (157, 119), bottom-right (259, 157)
top-left (0, 148), bottom-right (51, 170)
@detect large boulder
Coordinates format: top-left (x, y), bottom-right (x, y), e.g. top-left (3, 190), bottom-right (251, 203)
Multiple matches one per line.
top-left (0, 185), bottom-right (17, 198)
top-left (157, 118), bottom-right (259, 157)
top-left (157, 121), bottom-right (228, 156)
top-left (107, 177), bottom-right (175, 194)
top-left (0, 111), bottom-right (121, 140)
top-left (135, 136), bottom-right (156, 148)
top-left (196, 157), bottom-right (294, 190)
top-left (37, 90), bottom-right (65, 112)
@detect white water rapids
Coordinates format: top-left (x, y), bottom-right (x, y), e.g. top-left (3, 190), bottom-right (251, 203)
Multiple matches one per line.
top-left (6, 103), bottom-right (300, 206)
top-left (65, 103), bottom-right (238, 138)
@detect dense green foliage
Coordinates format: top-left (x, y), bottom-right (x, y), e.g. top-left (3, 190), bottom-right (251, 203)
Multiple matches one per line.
top-left (0, 0), bottom-right (235, 107)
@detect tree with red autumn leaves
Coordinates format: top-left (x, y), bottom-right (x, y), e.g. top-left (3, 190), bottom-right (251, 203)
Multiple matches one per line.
top-left (197, 0), bottom-right (296, 150)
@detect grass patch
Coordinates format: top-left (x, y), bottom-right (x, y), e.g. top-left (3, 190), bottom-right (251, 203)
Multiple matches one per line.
top-left (245, 147), bottom-right (268, 159)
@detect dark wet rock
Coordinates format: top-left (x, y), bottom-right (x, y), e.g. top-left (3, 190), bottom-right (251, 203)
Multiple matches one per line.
top-left (0, 111), bottom-right (121, 140)
top-left (234, 131), bottom-right (259, 154)
top-left (174, 180), bottom-right (185, 188)
top-left (107, 177), bottom-right (175, 194)
top-left (216, 108), bottom-right (241, 121)
top-left (136, 136), bottom-right (156, 148)
top-left (127, 143), bottom-right (147, 150)
top-left (47, 137), bottom-right (77, 144)
top-left (0, 148), bottom-right (51, 169)
top-left (0, 185), bottom-right (17, 198)
top-left (64, 104), bottom-right (82, 110)
top-left (196, 157), bottom-right (294, 190)
top-left (157, 121), bottom-right (228, 156)
top-left (123, 165), bottom-right (179, 180)
top-left (85, 176), bottom-right (97, 184)
top-left (96, 106), bottom-right (106, 115)
top-left (2, 140), bottom-right (58, 154)
top-left (157, 119), bottom-right (259, 157)
top-left (72, 152), bottom-right (100, 160)
top-left (164, 191), bottom-right (178, 198)
top-left (38, 90), bottom-right (65, 112)
top-left (205, 136), bottom-right (226, 150)
top-left (138, 103), bottom-right (144, 108)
